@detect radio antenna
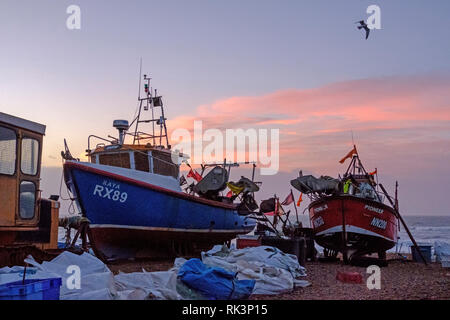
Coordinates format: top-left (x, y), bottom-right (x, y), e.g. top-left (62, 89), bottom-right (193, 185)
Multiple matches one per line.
top-left (138, 57), bottom-right (142, 100)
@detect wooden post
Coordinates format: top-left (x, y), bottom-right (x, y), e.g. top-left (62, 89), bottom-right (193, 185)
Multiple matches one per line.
top-left (291, 189), bottom-right (299, 224)
top-left (379, 184), bottom-right (428, 265)
top-left (70, 228), bottom-right (81, 248)
top-left (263, 214), bottom-right (282, 238)
top-left (341, 199), bottom-right (348, 263)
top-left (22, 264), bottom-right (27, 284)
top-left (394, 181), bottom-right (399, 211)
top-left (395, 181), bottom-right (400, 232)
top-left (81, 222), bottom-right (88, 252)
top-left (273, 195), bottom-right (279, 229)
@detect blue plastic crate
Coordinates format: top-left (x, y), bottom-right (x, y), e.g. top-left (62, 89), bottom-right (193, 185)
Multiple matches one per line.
top-left (0, 278), bottom-right (62, 300)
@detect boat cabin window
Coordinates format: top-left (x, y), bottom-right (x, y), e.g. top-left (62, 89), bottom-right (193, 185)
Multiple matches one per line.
top-left (152, 150), bottom-right (179, 178)
top-left (0, 126), bottom-right (16, 175)
top-left (21, 137), bottom-right (39, 175)
top-left (98, 152), bottom-right (130, 169)
top-left (134, 151), bottom-right (150, 172)
top-left (19, 181), bottom-right (36, 219)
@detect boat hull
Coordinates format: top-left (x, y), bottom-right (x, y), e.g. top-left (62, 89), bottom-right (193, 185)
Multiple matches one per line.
top-left (64, 161), bottom-right (255, 259)
top-left (309, 195), bottom-right (398, 257)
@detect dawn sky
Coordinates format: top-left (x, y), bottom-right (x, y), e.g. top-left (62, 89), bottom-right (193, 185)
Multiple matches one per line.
top-left (1, 0), bottom-right (449, 215)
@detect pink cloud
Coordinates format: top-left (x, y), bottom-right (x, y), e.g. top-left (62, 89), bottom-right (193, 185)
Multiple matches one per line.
top-left (167, 74), bottom-right (450, 179)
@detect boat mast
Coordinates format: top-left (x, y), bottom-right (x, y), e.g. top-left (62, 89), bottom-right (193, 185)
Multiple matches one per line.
top-left (128, 74), bottom-right (170, 148)
top-left (344, 146), bottom-right (369, 177)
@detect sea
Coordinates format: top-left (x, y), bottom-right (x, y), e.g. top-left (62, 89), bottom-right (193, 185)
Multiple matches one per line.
top-left (392, 215), bottom-right (450, 254)
top-left (289, 214), bottom-right (450, 255)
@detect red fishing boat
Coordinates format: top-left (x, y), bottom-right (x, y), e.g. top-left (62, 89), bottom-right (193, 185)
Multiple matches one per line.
top-left (291, 146), bottom-right (399, 262)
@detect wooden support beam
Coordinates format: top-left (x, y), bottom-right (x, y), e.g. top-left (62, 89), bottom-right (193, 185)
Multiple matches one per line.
top-left (379, 184), bottom-right (428, 265)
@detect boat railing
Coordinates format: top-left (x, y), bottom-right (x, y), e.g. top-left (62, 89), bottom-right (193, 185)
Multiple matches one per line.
top-left (305, 187), bottom-right (389, 206)
top-left (375, 189), bottom-right (390, 204)
top-left (132, 148), bottom-right (181, 169)
top-left (87, 135), bottom-right (117, 153)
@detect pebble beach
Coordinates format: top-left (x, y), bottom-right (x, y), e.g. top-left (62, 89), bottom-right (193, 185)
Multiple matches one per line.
top-left (107, 254), bottom-right (450, 300)
top-left (253, 259), bottom-right (450, 300)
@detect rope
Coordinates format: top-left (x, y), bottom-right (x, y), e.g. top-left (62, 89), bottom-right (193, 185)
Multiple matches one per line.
top-left (58, 158), bottom-right (80, 215)
top-left (58, 158), bottom-right (71, 201)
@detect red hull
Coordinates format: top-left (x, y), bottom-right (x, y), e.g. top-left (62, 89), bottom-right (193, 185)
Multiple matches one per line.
top-left (309, 195), bottom-right (398, 257)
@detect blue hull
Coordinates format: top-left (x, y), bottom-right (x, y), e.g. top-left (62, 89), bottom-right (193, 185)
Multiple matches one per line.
top-left (64, 162), bottom-right (255, 258)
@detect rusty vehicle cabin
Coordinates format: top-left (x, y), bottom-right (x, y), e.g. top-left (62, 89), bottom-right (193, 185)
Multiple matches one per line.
top-left (0, 112), bottom-right (58, 250)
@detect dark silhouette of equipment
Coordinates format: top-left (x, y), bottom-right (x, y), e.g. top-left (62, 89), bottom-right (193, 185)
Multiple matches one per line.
top-left (232, 177), bottom-right (260, 214)
top-left (193, 166), bottom-right (228, 200)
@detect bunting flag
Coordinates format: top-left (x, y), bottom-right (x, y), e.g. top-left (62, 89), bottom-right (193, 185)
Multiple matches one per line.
top-left (369, 169), bottom-right (377, 176)
top-left (226, 190), bottom-right (233, 198)
top-left (187, 169), bottom-right (202, 182)
top-left (296, 193), bottom-right (303, 207)
top-left (339, 145), bottom-right (358, 164)
top-left (281, 191), bottom-right (294, 206)
top-left (226, 182), bottom-right (245, 195)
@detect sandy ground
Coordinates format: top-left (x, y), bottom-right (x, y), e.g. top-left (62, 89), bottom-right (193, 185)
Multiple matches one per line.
top-left (107, 254), bottom-right (450, 300)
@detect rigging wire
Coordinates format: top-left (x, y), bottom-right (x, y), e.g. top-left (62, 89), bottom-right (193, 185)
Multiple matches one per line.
top-left (58, 158), bottom-right (78, 215)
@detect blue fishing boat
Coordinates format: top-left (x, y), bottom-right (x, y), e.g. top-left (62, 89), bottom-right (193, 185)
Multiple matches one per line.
top-left (62, 74), bottom-right (258, 260)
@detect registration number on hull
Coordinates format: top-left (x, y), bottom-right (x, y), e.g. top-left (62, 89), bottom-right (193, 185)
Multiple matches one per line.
top-left (370, 217), bottom-right (387, 230)
top-left (313, 216), bottom-right (325, 228)
top-left (93, 184), bottom-right (128, 203)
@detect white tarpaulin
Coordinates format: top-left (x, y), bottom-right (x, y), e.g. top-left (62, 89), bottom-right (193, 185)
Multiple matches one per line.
top-left (14, 252), bottom-right (186, 300)
top-left (434, 241), bottom-right (450, 268)
top-left (2, 245), bottom-right (309, 299)
top-left (114, 270), bottom-right (181, 300)
top-left (24, 251), bottom-right (116, 300)
top-left (201, 245), bottom-right (309, 294)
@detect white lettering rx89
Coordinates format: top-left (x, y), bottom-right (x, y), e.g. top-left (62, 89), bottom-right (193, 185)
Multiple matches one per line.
top-left (93, 185), bottom-right (128, 203)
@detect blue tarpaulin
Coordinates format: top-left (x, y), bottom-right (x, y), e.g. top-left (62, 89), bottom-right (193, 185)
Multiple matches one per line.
top-left (178, 259), bottom-right (255, 300)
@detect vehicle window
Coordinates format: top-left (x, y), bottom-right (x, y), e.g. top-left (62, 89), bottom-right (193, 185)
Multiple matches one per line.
top-left (21, 138), bottom-right (39, 175)
top-left (0, 126), bottom-right (16, 175)
top-left (19, 181), bottom-right (36, 219)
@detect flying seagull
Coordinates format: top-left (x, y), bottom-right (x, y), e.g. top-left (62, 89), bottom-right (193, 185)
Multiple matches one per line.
top-left (356, 20), bottom-right (370, 39)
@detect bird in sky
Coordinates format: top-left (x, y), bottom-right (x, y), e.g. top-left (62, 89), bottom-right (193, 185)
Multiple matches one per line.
top-left (356, 20), bottom-right (370, 39)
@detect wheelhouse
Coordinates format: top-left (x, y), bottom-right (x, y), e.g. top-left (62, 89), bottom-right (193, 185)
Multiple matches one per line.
top-left (0, 112), bottom-right (45, 230)
top-left (87, 144), bottom-right (179, 179)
